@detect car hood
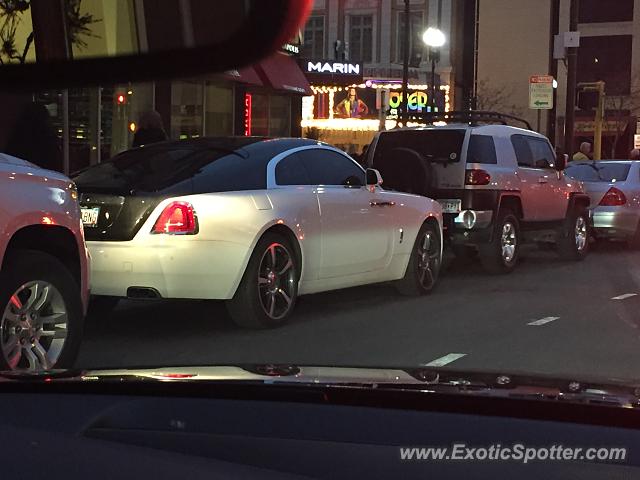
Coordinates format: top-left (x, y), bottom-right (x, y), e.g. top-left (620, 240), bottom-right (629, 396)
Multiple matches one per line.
top-left (0, 153), bottom-right (71, 183)
top-left (3, 365), bottom-right (640, 408)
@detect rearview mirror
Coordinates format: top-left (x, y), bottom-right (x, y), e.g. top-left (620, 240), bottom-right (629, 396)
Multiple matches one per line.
top-left (555, 154), bottom-right (568, 172)
top-left (366, 168), bottom-right (383, 187)
top-left (0, 0), bottom-right (312, 89)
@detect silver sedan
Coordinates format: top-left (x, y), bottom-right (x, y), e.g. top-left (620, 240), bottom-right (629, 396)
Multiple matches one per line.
top-left (565, 160), bottom-right (640, 248)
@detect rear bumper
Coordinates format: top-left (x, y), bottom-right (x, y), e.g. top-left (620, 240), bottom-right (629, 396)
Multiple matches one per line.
top-left (591, 208), bottom-right (638, 239)
top-left (87, 238), bottom-right (250, 300)
top-left (445, 211), bottom-right (493, 245)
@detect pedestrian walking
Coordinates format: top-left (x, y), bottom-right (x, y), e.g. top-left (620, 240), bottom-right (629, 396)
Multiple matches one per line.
top-left (572, 142), bottom-right (592, 161)
top-left (132, 110), bottom-right (168, 148)
top-left (630, 149), bottom-right (640, 160)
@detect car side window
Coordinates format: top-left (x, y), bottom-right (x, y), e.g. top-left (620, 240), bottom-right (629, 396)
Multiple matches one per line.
top-left (467, 135), bottom-right (498, 164)
top-left (527, 138), bottom-right (555, 169)
top-left (296, 149), bottom-right (365, 186)
top-left (511, 134), bottom-right (534, 168)
top-left (275, 154), bottom-right (312, 185)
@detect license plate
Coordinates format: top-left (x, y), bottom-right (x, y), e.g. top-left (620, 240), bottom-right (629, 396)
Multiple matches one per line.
top-left (81, 207), bottom-right (100, 227)
top-left (438, 199), bottom-right (462, 214)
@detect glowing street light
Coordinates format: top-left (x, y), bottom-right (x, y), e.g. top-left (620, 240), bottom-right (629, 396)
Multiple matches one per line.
top-left (422, 28), bottom-right (446, 111)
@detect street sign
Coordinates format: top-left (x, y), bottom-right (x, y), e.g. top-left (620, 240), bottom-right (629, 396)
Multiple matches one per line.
top-left (529, 75), bottom-right (554, 110)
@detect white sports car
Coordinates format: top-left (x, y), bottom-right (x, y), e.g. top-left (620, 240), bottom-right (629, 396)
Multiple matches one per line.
top-left (74, 138), bottom-right (443, 328)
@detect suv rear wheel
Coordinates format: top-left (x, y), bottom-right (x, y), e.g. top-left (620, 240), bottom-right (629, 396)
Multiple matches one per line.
top-left (479, 209), bottom-right (520, 274)
top-left (0, 250), bottom-right (83, 371)
top-left (557, 207), bottom-right (590, 260)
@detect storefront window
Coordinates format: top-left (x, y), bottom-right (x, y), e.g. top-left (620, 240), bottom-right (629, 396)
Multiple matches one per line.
top-left (205, 84), bottom-right (233, 136)
top-left (251, 93), bottom-right (269, 136)
top-left (269, 95), bottom-right (291, 137)
top-left (171, 81), bottom-right (203, 139)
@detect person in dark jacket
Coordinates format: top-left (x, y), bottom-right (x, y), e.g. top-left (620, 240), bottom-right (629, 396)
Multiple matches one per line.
top-left (5, 102), bottom-right (62, 172)
top-left (132, 110), bottom-right (168, 148)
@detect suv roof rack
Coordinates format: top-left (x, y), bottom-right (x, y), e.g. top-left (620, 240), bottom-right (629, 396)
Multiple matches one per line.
top-left (419, 111), bottom-right (533, 131)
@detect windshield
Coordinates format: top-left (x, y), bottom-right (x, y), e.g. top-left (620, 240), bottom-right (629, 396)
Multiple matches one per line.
top-left (566, 162), bottom-right (632, 182)
top-left (2, 0), bottom-right (640, 396)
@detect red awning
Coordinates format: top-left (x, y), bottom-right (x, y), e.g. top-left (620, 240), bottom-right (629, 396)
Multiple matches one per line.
top-left (255, 52), bottom-right (313, 95)
top-left (221, 66), bottom-right (263, 86)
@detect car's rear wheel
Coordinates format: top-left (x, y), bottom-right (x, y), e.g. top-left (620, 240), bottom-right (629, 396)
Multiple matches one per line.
top-left (396, 222), bottom-right (442, 296)
top-left (628, 221), bottom-right (640, 250)
top-left (557, 207), bottom-right (590, 261)
top-left (0, 250), bottom-right (83, 371)
top-left (227, 233), bottom-right (299, 329)
top-left (479, 209), bottom-right (520, 274)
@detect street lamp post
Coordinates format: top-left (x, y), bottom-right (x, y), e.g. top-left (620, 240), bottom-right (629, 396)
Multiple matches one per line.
top-left (423, 27), bottom-right (446, 112)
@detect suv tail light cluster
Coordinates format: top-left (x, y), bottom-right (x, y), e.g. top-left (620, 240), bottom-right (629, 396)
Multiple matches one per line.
top-left (152, 201), bottom-right (198, 234)
top-left (599, 187), bottom-right (627, 207)
top-left (465, 169), bottom-right (491, 186)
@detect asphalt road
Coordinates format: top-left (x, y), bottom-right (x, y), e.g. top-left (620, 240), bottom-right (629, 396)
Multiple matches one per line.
top-left (77, 242), bottom-right (640, 381)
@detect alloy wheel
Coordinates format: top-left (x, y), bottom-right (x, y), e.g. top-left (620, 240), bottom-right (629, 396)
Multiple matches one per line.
top-left (501, 222), bottom-right (517, 263)
top-left (575, 215), bottom-right (588, 252)
top-left (257, 243), bottom-right (296, 321)
top-left (1, 281), bottom-right (68, 371)
top-left (417, 230), bottom-right (440, 290)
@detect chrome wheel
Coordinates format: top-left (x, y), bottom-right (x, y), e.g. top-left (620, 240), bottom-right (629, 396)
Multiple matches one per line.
top-left (575, 216), bottom-right (588, 252)
top-left (1, 281), bottom-right (68, 371)
top-left (501, 222), bottom-right (517, 263)
top-left (257, 243), bottom-right (296, 321)
top-left (417, 230), bottom-right (440, 290)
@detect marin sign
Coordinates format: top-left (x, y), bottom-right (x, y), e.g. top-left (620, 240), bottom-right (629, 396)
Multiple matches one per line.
top-left (302, 59), bottom-right (364, 85)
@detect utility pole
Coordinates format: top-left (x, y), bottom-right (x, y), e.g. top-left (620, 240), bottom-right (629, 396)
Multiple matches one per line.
top-left (564, 0), bottom-right (579, 154)
top-left (401, 0), bottom-right (410, 125)
top-left (548, 0), bottom-right (560, 143)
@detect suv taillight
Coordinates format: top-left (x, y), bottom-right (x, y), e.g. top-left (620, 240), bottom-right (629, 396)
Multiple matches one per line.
top-left (152, 201), bottom-right (198, 234)
top-left (465, 169), bottom-right (491, 186)
top-left (599, 187), bottom-right (627, 206)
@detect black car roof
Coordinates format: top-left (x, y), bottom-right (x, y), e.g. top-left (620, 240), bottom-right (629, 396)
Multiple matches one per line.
top-left (131, 136), bottom-right (325, 157)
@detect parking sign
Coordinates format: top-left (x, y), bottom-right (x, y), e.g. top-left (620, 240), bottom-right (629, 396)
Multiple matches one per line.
top-left (529, 75), bottom-right (554, 110)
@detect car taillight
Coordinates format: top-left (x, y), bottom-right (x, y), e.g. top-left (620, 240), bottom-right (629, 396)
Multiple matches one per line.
top-left (152, 201), bottom-right (198, 234)
top-left (465, 169), bottom-right (491, 186)
top-left (599, 187), bottom-right (627, 206)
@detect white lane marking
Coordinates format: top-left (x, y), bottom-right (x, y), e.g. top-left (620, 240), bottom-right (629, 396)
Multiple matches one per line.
top-left (527, 316), bottom-right (560, 326)
top-left (423, 353), bottom-right (467, 367)
top-left (611, 293), bottom-right (638, 301)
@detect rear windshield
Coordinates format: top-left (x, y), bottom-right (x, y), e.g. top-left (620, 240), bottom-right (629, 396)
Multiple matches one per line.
top-left (371, 129), bottom-right (466, 166)
top-left (565, 163), bottom-right (631, 182)
top-left (74, 147), bottom-right (265, 195)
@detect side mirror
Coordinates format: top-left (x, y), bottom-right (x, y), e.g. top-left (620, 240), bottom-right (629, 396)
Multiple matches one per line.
top-left (555, 154), bottom-right (568, 172)
top-left (366, 168), bottom-right (383, 187)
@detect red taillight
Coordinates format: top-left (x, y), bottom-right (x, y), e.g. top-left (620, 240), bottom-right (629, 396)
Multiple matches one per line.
top-left (599, 187), bottom-right (627, 206)
top-left (465, 169), bottom-right (491, 186)
top-left (152, 201), bottom-right (198, 234)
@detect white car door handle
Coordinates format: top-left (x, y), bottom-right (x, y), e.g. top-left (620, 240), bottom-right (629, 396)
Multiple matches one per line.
top-left (370, 200), bottom-right (396, 207)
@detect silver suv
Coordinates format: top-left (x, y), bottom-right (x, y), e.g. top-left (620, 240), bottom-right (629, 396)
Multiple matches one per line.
top-left (367, 113), bottom-right (591, 273)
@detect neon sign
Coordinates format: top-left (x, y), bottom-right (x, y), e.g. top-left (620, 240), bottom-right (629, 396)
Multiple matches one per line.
top-left (244, 93), bottom-right (252, 136)
top-left (388, 91), bottom-right (428, 111)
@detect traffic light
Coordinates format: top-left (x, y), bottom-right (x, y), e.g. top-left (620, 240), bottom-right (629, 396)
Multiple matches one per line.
top-left (115, 92), bottom-right (127, 105)
top-left (577, 90), bottom-right (598, 111)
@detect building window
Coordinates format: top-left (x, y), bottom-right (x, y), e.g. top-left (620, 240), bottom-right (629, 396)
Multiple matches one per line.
top-left (579, 0), bottom-right (633, 23)
top-left (250, 94), bottom-right (291, 137)
top-left (171, 81), bottom-right (204, 140)
top-left (302, 15), bottom-right (325, 58)
top-left (396, 11), bottom-right (424, 63)
top-left (205, 84), bottom-right (233, 136)
top-left (577, 35), bottom-right (632, 95)
top-left (348, 15), bottom-right (373, 63)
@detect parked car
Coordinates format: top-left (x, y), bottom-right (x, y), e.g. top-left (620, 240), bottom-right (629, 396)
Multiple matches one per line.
top-left (565, 160), bottom-right (640, 248)
top-left (74, 137), bottom-right (443, 328)
top-left (366, 112), bottom-right (591, 274)
top-left (0, 153), bottom-right (89, 371)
